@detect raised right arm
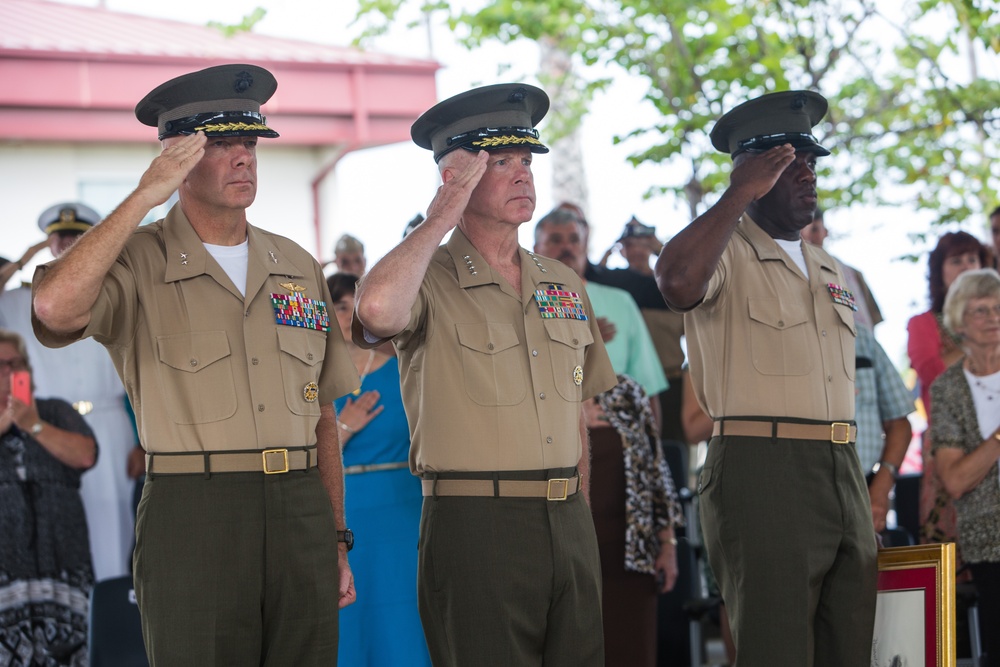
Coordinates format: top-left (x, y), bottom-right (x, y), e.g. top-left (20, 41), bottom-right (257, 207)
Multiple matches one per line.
top-left (355, 150), bottom-right (488, 339)
top-left (33, 133), bottom-right (206, 334)
top-left (655, 145), bottom-right (795, 310)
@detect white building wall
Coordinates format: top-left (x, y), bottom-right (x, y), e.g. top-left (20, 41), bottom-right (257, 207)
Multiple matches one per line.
top-left (0, 141), bottom-right (336, 287)
top-left (2, 139), bottom-right (462, 287)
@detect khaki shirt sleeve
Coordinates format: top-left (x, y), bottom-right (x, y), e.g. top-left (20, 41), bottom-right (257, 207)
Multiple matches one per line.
top-left (316, 271), bottom-right (361, 403)
top-left (700, 244), bottom-right (730, 309)
top-left (579, 285), bottom-right (618, 400)
top-left (665, 244), bottom-right (730, 314)
top-left (352, 278), bottom-right (430, 351)
top-left (31, 254), bottom-right (140, 350)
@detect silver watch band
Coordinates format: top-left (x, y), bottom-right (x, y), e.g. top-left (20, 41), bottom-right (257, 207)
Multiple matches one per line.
top-left (872, 460), bottom-right (899, 479)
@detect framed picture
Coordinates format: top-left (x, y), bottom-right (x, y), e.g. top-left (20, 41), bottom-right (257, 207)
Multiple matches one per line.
top-left (871, 543), bottom-right (956, 667)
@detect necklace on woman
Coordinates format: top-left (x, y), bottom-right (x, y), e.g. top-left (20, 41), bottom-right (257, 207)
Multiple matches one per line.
top-left (352, 350), bottom-right (376, 396)
top-left (969, 375), bottom-right (1000, 401)
top-left (966, 361), bottom-right (1000, 402)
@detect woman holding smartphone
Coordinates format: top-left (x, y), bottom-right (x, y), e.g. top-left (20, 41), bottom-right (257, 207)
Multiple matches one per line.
top-left (0, 328), bottom-right (97, 664)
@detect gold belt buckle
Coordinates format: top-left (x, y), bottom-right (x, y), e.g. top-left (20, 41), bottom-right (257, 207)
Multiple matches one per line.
top-left (262, 448), bottom-right (289, 474)
top-left (830, 423), bottom-right (851, 445)
top-left (546, 478), bottom-right (570, 501)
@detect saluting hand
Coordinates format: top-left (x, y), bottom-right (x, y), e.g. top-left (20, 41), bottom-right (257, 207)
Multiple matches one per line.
top-left (136, 131), bottom-right (208, 207)
top-left (730, 144), bottom-right (796, 201)
top-left (424, 149), bottom-right (490, 232)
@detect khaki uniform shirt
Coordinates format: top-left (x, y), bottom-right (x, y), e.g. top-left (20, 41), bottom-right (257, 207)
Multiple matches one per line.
top-left (361, 228), bottom-right (616, 474)
top-left (683, 216), bottom-right (856, 421)
top-left (32, 204), bottom-right (358, 453)
top-left (640, 308), bottom-right (685, 379)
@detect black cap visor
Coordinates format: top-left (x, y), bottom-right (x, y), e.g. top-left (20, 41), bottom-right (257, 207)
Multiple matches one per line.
top-left (441, 126), bottom-right (549, 161)
top-left (160, 110), bottom-right (279, 141)
top-left (734, 131), bottom-right (830, 157)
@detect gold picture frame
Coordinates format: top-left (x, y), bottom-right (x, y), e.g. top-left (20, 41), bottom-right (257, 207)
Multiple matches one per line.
top-left (872, 543), bottom-right (956, 667)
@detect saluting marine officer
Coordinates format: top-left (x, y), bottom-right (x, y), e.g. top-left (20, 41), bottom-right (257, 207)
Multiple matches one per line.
top-left (354, 84), bottom-right (617, 666)
top-left (31, 64), bottom-right (359, 666)
top-left (656, 91), bottom-right (877, 666)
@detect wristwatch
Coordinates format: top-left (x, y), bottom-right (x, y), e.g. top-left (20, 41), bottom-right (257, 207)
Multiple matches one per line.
top-left (337, 529), bottom-right (354, 552)
top-left (871, 460), bottom-right (899, 480)
top-left (30, 422), bottom-right (44, 436)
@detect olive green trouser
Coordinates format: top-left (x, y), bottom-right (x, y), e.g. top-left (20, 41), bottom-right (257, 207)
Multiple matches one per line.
top-left (417, 469), bottom-right (604, 667)
top-left (133, 469), bottom-right (340, 666)
top-left (699, 435), bottom-right (877, 667)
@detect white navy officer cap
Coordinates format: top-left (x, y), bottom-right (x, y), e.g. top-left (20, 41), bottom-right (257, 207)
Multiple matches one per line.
top-left (37, 202), bottom-right (101, 235)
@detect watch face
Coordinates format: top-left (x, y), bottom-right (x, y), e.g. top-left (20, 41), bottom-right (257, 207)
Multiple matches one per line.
top-left (339, 529), bottom-right (354, 551)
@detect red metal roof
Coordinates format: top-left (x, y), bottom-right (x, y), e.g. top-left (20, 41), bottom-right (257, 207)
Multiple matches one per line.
top-left (0, 0), bottom-right (440, 146)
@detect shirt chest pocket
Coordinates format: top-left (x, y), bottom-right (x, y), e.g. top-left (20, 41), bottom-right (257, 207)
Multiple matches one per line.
top-left (543, 320), bottom-right (594, 401)
top-left (747, 298), bottom-right (813, 376)
top-left (156, 331), bottom-right (237, 424)
top-left (455, 322), bottom-right (526, 406)
top-left (833, 305), bottom-right (857, 380)
top-left (276, 328), bottom-right (327, 416)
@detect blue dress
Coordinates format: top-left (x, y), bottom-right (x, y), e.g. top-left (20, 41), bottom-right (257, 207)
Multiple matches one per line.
top-left (334, 358), bottom-right (430, 667)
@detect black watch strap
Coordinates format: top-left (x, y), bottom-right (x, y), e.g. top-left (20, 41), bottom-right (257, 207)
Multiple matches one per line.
top-left (337, 529), bottom-right (354, 552)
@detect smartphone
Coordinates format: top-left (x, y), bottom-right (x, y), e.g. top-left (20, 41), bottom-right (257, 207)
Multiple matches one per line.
top-left (10, 370), bottom-right (31, 405)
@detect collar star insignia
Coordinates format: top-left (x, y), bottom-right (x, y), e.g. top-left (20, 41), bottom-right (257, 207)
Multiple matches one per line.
top-left (526, 251), bottom-right (548, 273)
top-left (179, 252), bottom-right (188, 265)
top-left (268, 250), bottom-right (279, 264)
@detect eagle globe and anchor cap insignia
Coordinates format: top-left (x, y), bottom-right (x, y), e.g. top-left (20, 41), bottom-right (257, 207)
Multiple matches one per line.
top-left (234, 70), bottom-right (253, 93)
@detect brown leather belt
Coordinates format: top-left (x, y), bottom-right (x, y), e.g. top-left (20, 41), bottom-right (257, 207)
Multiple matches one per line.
top-left (421, 475), bottom-right (581, 501)
top-left (712, 419), bottom-right (857, 444)
top-left (146, 447), bottom-right (317, 476)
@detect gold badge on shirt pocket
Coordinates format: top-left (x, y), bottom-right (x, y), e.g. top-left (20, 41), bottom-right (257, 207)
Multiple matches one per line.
top-left (303, 382), bottom-right (319, 403)
top-left (573, 365), bottom-right (583, 386)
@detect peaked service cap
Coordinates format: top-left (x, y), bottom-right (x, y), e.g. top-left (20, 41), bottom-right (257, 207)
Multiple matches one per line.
top-left (411, 83), bottom-right (550, 162)
top-left (710, 90), bottom-right (830, 157)
top-left (38, 202), bottom-right (101, 235)
top-left (135, 63), bottom-right (279, 141)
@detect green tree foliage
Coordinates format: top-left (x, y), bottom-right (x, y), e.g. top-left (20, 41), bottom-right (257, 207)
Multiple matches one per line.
top-left (354, 0), bottom-right (999, 228)
top-left (208, 7), bottom-right (267, 37)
